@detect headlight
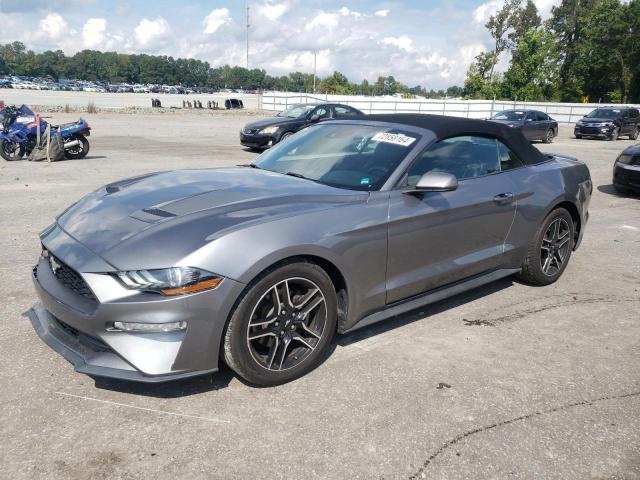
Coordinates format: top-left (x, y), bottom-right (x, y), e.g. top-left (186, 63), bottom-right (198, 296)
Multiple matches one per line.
top-left (115, 267), bottom-right (222, 296)
top-left (260, 126), bottom-right (280, 134)
top-left (617, 154), bottom-right (633, 165)
top-left (576, 120), bottom-right (584, 126)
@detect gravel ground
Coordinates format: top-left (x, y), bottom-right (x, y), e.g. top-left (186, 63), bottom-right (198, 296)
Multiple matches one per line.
top-left (0, 111), bottom-right (638, 480)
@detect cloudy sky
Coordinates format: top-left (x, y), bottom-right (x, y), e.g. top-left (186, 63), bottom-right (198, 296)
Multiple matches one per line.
top-left (0, 0), bottom-right (558, 89)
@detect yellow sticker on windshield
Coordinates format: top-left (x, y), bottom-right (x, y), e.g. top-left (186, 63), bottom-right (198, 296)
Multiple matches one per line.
top-left (372, 132), bottom-right (416, 147)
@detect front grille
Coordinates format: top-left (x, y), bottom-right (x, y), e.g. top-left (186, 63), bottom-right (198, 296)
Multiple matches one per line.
top-left (581, 127), bottom-right (601, 134)
top-left (53, 316), bottom-right (111, 352)
top-left (47, 252), bottom-right (97, 301)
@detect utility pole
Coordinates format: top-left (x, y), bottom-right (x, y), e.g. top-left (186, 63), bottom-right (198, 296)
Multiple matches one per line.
top-left (313, 51), bottom-right (317, 93)
top-left (246, 2), bottom-right (250, 69)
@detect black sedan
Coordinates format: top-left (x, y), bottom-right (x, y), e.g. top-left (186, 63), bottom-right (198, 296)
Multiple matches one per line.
top-left (489, 110), bottom-right (558, 143)
top-left (613, 144), bottom-right (640, 194)
top-left (575, 107), bottom-right (640, 141)
top-left (240, 103), bottom-right (363, 150)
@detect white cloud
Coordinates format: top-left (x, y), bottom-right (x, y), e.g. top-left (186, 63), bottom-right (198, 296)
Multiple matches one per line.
top-left (271, 50), bottom-right (332, 75)
top-left (259, 2), bottom-right (288, 21)
top-left (339, 7), bottom-right (350, 16)
top-left (39, 13), bottom-right (68, 39)
top-left (305, 12), bottom-right (339, 30)
top-left (203, 8), bottom-right (231, 34)
top-left (459, 44), bottom-right (485, 64)
top-left (374, 9), bottom-right (390, 17)
top-left (82, 18), bottom-right (107, 49)
top-left (534, 0), bottom-right (560, 17)
top-left (472, 0), bottom-right (502, 24)
top-left (381, 35), bottom-right (414, 53)
top-left (135, 17), bottom-right (170, 47)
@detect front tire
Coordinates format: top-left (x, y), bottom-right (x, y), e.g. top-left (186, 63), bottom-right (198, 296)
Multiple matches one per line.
top-left (279, 131), bottom-right (294, 143)
top-left (517, 208), bottom-right (574, 286)
top-left (0, 140), bottom-right (25, 161)
top-left (629, 127), bottom-right (639, 140)
top-left (223, 262), bottom-right (337, 386)
top-left (608, 127), bottom-right (619, 141)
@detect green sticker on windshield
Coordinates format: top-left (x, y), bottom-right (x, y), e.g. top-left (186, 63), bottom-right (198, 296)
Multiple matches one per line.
top-left (360, 178), bottom-right (370, 185)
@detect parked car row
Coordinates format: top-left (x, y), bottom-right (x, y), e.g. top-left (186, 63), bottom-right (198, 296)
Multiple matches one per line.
top-left (0, 76), bottom-right (256, 95)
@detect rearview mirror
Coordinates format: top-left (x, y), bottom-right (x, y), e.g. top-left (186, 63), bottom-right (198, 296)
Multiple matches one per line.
top-left (403, 172), bottom-right (458, 195)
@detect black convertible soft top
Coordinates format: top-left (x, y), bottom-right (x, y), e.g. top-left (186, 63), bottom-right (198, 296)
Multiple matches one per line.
top-left (358, 113), bottom-right (548, 165)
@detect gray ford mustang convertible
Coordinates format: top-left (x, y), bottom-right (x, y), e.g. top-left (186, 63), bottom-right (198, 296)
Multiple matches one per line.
top-left (29, 114), bottom-right (592, 386)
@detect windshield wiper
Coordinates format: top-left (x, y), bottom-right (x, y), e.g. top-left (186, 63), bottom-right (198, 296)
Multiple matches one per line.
top-left (284, 171), bottom-right (311, 180)
top-left (238, 163), bottom-right (262, 169)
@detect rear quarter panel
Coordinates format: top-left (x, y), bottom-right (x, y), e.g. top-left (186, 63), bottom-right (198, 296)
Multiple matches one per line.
top-left (503, 156), bottom-right (591, 268)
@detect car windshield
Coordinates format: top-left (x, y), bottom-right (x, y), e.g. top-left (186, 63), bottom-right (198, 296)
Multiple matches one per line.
top-left (492, 111), bottom-right (525, 120)
top-left (253, 123), bottom-right (420, 191)
top-left (277, 105), bottom-right (315, 118)
top-left (585, 108), bottom-right (621, 119)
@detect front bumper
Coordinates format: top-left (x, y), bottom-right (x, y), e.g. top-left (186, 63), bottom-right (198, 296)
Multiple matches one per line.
top-left (613, 163), bottom-right (640, 193)
top-left (240, 131), bottom-right (276, 149)
top-left (574, 125), bottom-right (614, 138)
top-left (30, 243), bottom-right (244, 382)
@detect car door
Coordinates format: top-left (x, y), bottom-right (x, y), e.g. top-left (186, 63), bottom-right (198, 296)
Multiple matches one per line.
top-left (386, 135), bottom-right (519, 303)
top-left (621, 109), bottom-right (633, 135)
top-left (522, 112), bottom-right (538, 140)
top-left (536, 112), bottom-right (551, 138)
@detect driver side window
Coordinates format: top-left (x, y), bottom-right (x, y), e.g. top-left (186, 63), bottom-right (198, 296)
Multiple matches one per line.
top-left (405, 136), bottom-right (522, 186)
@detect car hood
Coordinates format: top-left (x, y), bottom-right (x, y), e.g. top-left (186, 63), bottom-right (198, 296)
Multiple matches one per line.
top-left (245, 116), bottom-right (301, 129)
top-left (55, 168), bottom-right (366, 270)
top-left (580, 117), bottom-right (618, 123)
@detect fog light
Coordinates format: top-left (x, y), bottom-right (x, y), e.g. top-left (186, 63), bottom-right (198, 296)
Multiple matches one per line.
top-left (601, 128), bottom-right (608, 133)
top-left (111, 321), bottom-right (187, 332)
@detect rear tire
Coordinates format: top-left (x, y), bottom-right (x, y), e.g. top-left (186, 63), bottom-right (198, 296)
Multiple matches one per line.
top-left (542, 128), bottom-right (554, 144)
top-left (517, 208), bottom-right (574, 286)
top-left (0, 140), bottom-right (25, 161)
top-left (223, 262), bottom-right (337, 386)
top-left (64, 134), bottom-right (89, 159)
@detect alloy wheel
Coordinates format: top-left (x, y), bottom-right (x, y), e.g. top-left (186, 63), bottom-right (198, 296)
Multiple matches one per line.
top-left (545, 129), bottom-right (553, 143)
top-left (246, 277), bottom-right (327, 371)
top-left (540, 218), bottom-right (571, 277)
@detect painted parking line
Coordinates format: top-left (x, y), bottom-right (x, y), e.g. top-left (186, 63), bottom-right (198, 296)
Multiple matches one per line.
top-left (55, 391), bottom-right (231, 424)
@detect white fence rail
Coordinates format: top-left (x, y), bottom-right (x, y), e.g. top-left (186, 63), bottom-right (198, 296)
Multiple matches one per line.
top-left (260, 92), bottom-right (639, 124)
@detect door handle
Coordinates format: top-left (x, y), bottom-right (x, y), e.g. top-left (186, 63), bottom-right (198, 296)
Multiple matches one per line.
top-left (493, 192), bottom-right (514, 205)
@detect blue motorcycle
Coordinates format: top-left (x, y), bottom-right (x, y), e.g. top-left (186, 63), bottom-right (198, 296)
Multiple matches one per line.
top-left (0, 104), bottom-right (91, 161)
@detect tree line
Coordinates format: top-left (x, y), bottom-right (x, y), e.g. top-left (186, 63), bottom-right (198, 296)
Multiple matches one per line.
top-left (465, 0), bottom-right (640, 103)
top-left (0, 41), bottom-right (463, 98)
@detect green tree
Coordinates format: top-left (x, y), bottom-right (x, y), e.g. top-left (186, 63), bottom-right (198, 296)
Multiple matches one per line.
top-left (502, 28), bottom-right (559, 100)
top-left (463, 51), bottom-right (500, 98)
top-left (549, 0), bottom-right (600, 100)
top-left (575, 0), bottom-right (632, 102)
top-left (508, 0), bottom-right (541, 49)
top-left (485, 0), bottom-right (521, 78)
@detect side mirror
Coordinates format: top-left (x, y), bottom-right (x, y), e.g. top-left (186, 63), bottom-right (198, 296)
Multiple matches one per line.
top-left (309, 114), bottom-right (320, 122)
top-left (525, 117), bottom-right (533, 122)
top-left (403, 172), bottom-right (458, 195)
